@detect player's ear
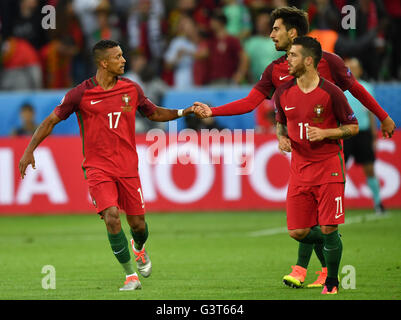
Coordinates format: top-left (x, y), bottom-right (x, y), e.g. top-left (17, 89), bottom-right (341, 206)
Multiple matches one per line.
top-left (99, 59), bottom-right (108, 69)
top-left (305, 56), bottom-right (313, 67)
top-left (288, 27), bottom-right (297, 40)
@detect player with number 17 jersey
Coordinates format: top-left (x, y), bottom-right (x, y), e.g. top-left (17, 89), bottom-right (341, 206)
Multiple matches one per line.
top-left (54, 76), bottom-right (157, 215)
top-left (54, 76), bottom-right (156, 179)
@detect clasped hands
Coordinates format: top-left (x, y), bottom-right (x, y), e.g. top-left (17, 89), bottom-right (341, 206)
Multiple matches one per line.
top-left (184, 102), bottom-right (212, 119)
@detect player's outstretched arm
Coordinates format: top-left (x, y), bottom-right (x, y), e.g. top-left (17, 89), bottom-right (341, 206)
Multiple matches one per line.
top-left (147, 106), bottom-right (194, 122)
top-left (380, 115), bottom-right (396, 138)
top-left (349, 81), bottom-right (395, 138)
top-left (192, 88), bottom-right (266, 118)
top-left (307, 124), bottom-right (359, 142)
top-left (19, 111), bottom-right (61, 179)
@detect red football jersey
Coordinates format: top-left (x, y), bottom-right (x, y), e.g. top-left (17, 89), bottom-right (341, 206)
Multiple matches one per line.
top-left (210, 50), bottom-right (359, 118)
top-left (274, 77), bottom-right (358, 186)
top-left (54, 76), bottom-right (157, 178)
top-left (254, 51), bottom-right (355, 98)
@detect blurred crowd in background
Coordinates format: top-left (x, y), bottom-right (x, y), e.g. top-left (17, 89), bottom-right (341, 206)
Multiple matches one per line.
top-left (1, 0), bottom-right (401, 94)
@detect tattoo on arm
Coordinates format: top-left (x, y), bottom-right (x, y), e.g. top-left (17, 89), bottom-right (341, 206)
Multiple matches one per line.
top-left (339, 126), bottom-right (353, 139)
top-left (276, 123), bottom-right (288, 138)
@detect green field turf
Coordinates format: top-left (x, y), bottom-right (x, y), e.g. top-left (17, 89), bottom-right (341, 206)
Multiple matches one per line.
top-left (0, 210), bottom-right (400, 300)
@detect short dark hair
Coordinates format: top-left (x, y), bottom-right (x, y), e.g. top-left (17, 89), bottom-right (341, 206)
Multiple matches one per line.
top-left (271, 6), bottom-right (309, 37)
top-left (20, 103), bottom-right (34, 113)
top-left (92, 40), bottom-right (120, 64)
top-left (292, 36), bottom-right (322, 68)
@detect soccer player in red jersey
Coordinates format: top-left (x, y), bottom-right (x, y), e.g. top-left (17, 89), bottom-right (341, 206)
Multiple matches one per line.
top-left (276, 36), bottom-right (359, 294)
top-left (19, 40), bottom-right (194, 291)
top-left (194, 7), bottom-right (395, 137)
top-left (193, 6), bottom-right (395, 288)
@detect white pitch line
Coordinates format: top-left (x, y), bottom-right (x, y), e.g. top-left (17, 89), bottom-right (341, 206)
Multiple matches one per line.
top-left (248, 213), bottom-right (391, 237)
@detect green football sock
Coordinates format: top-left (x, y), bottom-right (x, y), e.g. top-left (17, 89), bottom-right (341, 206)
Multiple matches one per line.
top-left (296, 226), bottom-right (324, 268)
top-left (296, 242), bottom-right (313, 269)
top-left (322, 230), bottom-right (343, 279)
top-left (107, 229), bottom-right (135, 275)
top-left (311, 226), bottom-right (326, 267)
top-left (367, 176), bottom-right (381, 207)
top-left (130, 222), bottom-right (149, 251)
top-left (299, 226), bottom-right (323, 244)
top-left (313, 242), bottom-right (327, 268)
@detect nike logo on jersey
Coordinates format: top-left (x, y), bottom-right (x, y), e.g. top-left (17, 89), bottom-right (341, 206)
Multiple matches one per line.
top-left (91, 100), bottom-right (103, 105)
top-left (335, 213), bottom-right (344, 219)
top-left (279, 75), bottom-right (290, 80)
top-left (284, 106), bottom-right (296, 111)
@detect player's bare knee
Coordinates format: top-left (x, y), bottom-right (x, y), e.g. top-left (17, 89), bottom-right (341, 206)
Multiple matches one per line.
top-left (288, 229), bottom-right (308, 241)
top-left (320, 225), bottom-right (338, 235)
top-left (102, 207), bottom-right (121, 232)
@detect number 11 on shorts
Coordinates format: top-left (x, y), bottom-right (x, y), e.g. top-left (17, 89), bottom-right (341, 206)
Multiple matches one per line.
top-left (335, 196), bottom-right (343, 219)
top-left (138, 188), bottom-right (145, 208)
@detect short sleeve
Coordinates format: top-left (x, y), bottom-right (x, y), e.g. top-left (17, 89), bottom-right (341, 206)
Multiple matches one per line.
top-left (54, 86), bottom-right (82, 120)
top-left (324, 52), bottom-right (356, 91)
top-left (138, 98), bottom-right (157, 117)
top-left (132, 81), bottom-right (157, 116)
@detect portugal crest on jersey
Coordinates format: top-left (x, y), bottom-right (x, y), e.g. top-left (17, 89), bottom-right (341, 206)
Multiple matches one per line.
top-left (121, 94), bottom-right (133, 112)
top-left (313, 104), bottom-right (325, 123)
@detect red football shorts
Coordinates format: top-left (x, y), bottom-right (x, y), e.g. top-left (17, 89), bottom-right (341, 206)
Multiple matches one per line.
top-left (87, 169), bottom-right (145, 216)
top-left (286, 182), bottom-right (345, 230)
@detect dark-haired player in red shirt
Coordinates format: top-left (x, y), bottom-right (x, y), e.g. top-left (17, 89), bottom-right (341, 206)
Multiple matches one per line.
top-left (276, 36), bottom-right (358, 294)
top-left (19, 40), bottom-right (194, 291)
top-left (193, 6), bottom-right (395, 289)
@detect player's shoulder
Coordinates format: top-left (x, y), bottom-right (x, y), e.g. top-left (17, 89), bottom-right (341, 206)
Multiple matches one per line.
top-left (261, 54), bottom-right (287, 76)
top-left (119, 77), bottom-right (143, 90)
top-left (276, 78), bottom-right (296, 95)
top-left (62, 77), bottom-right (96, 103)
top-left (320, 77), bottom-right (346, 97)
top-left (272, 54), bottom-right (287, 65)
top-left (321, 50), bottom-right (345, 66)
top-left (118, 77), bottom-right (146, 100)
top-left (70, 77), bottom-right (97, 92)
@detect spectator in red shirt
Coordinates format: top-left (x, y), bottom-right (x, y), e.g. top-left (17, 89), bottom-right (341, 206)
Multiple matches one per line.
top-left (0, 37), bottom-right (42, 90)
top-left (206, 11), bottom-right (248, 85)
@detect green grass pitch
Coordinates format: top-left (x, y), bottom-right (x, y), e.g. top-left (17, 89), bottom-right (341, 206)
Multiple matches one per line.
top-left (0, 210), bottom-right (400, 300)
